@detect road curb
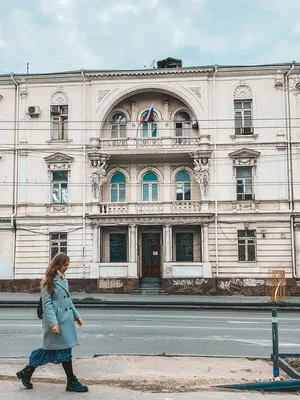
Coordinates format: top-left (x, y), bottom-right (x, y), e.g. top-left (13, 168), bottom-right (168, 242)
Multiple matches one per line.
top-left (1, 300), bottom-right (300, 311)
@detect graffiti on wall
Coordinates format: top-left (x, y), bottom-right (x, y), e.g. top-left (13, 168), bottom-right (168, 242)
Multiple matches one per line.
top-left (243, 279), bottom-right (265, 287)
top-left (218, 278), bottom-right (243, 291)
top-left (173, 279), bottom-right (208, 287)
top-left (98, 279), bottom-right (123, 289)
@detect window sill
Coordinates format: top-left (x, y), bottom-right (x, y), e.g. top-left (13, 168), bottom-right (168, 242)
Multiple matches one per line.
top-left (230, 134), bottom-right (258, 142)
top-left (232, 200), bottom-right (259, 212)
top-left (237, 261), bottom-right (257, 263)
top-left (46, 139), bottom-right (73, 144)
top-left (46, 203), bottom-right (69, 213)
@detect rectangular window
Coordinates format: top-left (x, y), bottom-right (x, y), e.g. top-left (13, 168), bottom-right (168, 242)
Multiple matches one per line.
top-left (142, 183), bottom-right (158, 201)
top-left (51, 171), bottom-right (68, 203)
top-left (111, 183), bottom-right (126, 202)
top-left (176, 183), bottom-right (191, 201)
top-left (51, 105), bottom-right (68, 140)
top-left (238, 230), bottom-right (256, 262)
top-left (111, 124), bottom-right (126, 138)
top-left (236, 167), bottom-right (253, 201)
top-left (50, 232), bottom-right (67, 260)
top-left (110, 233), bottom-right (127, 262)
top-left (142, 122), bottom-right (157, 138)
top-left (234, 100), bottom-right (253, 135)
top-left (175, 121), bottom-right (191, 137)
top-left (176, 232), bottom-right (194, 262)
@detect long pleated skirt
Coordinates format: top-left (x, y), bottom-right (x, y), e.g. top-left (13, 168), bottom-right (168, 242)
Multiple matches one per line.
top-left (29, 348), bottom-right (72, 368)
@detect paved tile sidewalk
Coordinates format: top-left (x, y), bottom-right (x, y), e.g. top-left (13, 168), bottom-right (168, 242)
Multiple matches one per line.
top-left (0, 356), bottom-right (296, 399)
top-left (0, 292), bottom-right (300, 303)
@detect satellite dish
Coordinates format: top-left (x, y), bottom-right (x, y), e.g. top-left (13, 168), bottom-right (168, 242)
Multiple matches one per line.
top-left (149, 59), bottom-right (156, 69)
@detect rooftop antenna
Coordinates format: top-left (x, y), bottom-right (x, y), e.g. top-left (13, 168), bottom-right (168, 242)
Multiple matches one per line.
top-left (144, 59), bottom-right (156, 69)
top-left (149, 59), bottom-right (156, 69)
top-left (26, 63), bottom-right (29, 74)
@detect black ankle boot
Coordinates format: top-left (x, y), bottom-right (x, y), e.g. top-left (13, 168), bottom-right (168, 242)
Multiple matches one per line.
top-left (16, 365), bottom-right (35, 389)
top-left (66, 376), bottom-right (88, 392)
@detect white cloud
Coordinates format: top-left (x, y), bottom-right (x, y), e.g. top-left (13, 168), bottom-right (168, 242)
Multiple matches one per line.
top-left (0, 0), bottom-right (298, 73)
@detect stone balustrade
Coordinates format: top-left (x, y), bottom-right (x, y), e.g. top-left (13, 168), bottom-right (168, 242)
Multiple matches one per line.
top-left (98, 136), bottom-right (201, 149)
top-left (98, 201), bottom-right (201, 215)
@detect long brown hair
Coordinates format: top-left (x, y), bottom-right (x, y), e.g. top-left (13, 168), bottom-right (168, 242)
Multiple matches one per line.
top-left (41, 252), bottom-right (70, 294)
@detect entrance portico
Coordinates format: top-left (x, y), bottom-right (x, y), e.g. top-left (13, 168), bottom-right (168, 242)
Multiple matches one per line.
top-left (89, 216), bottom-right (212, 280)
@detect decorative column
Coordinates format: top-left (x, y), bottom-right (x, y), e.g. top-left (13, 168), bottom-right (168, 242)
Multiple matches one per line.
top-left (202, 224), bottom-right (209, 263)
top-left (190, 150), bottom-right (212, 211)
top-left (92, 224), bottom-right (99, 263)
top-left (164, 224), bottom-right (171, 262)
top-left (87, 148), bottom-right (110, 213)
top-left (129, 224), bottom-right (137, 263)
top-left (169, 225), bottom-right (173, 262)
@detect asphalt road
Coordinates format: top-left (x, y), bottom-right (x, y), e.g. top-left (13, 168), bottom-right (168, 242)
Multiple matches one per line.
top-left (1, 308), bottom-right (299, 358)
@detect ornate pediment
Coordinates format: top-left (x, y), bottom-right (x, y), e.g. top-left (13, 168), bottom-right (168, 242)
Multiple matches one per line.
top-left (229, 148), bottom-right (260, 174)
top-left (229, 148), bottom-right (260, 159)
top-left (44, 152), bottom-right (74, 172)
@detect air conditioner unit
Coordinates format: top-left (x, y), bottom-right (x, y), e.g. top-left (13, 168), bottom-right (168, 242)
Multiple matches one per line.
top-left (28, 106), bottom-right (41, 117)
top-left (236, 127), bottom-right (253, 135)
top-left (51, 105), bottom-right (62, 115)
top-left (244, 193), bottom-right (254, 201)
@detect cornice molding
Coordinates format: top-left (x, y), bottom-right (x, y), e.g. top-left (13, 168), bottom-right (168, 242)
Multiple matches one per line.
top-left (86, 68), bottom-right (212, 79)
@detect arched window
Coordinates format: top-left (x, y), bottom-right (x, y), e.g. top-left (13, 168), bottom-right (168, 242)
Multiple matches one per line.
top-left (141, 111), bottom-right (158, 138)
top-left (50, 91), bottom-right (68, 140)
top-left (175, 171), bottom-right (191, 201)
top-left (175, 111), bottom-right (191, 137)
top-left (111, 113), bottom-right (127, 138)
top-left (111, 173), bottom-right (126, 202)
top-left (142, 172), bottom-right (158, 201)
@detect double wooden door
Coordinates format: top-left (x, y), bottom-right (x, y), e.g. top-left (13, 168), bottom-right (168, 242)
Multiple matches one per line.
top-left (141, 233), bottom-right (161, 278)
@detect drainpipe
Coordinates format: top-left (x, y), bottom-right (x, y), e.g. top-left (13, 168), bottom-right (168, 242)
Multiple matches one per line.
top-left (285, 62), bottom-right (295, 212)
top-left (284, 62), bottom-right (297, 277)
top-left (10, 73), bottom-right (19, 279)
top-left (213, 65), bottom-right (219, 276)
top-left (81, 70), bottom-right (86, 278)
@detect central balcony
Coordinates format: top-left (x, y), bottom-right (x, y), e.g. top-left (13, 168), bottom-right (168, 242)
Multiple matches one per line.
top-left (99, 136), bottom-right (201, 150)
top-left (98, 201), bottom-right (201, 215)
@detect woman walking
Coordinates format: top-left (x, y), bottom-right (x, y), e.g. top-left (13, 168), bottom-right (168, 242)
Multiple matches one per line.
top-left (16, 252), bottom-right (88, 393)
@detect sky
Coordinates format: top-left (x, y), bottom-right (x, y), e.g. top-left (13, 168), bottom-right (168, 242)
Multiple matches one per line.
top-left (0, 0), bottom-right (300, 74)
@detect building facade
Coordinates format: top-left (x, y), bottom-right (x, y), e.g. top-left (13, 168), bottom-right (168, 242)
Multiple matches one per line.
top-left (1, 59), bottom-right (300, 294)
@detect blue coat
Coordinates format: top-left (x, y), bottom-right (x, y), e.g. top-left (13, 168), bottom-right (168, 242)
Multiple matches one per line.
top-left (41, 277), bottom-right (81, 350)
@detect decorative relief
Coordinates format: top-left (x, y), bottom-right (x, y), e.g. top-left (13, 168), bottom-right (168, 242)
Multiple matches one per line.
top-left (44, 152), bottom-right (74, 173)
top-left (98, 90), bottom-right (110, 103)
top-left (229, 148), bottom-right (260, 175)
top-left (87, 151), bottom-right (110, 200)
top-left (189, 87), bottom-right (201, 99)
top-left (51, 91), bottom-right (68, 104)
top-left (233, 84), bottom-right (252, 99)
top-left (193, 158), bottom-right (210, 199)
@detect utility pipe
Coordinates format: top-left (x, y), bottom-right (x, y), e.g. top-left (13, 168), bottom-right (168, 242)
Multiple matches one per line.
top-left (10, 73), bottom-right (19, 279)
top-left (284, 63), bottom-right (297, 277)
top-left (285, 61), bottom-right (295, 212)
top-left (213, 65), bottom-right (219, 276)
top-left (81, 70), bottom-right (86, 278)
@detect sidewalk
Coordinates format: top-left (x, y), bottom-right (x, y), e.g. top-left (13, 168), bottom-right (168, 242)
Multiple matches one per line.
top-left (0, 292), bottom-right (300, 310)
top-left (1, 292), bottom-right (300, 302)
top-left (0, 355), bottom-right (298, 399)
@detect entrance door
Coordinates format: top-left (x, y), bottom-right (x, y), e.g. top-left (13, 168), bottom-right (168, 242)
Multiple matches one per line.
top-left (142, 233), bottom-right (161, 278)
